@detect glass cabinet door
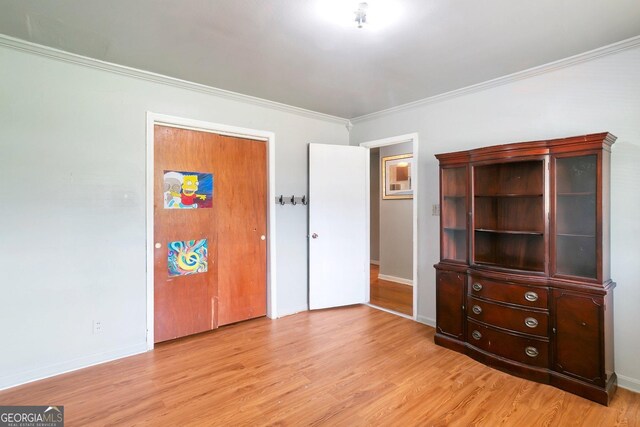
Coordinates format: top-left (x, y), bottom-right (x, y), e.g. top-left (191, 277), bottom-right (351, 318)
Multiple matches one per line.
top-left (441, 166), bottom-right (467, 262)
top-left (554, 155), bottom-right (597, 279)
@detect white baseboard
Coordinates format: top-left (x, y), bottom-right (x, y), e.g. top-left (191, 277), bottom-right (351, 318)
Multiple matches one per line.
top-left (276, 306), bottom-right (309, 318)
top-left (378, 273), bottom-right (413, 286)
top-left (417, 315), bottom-right (436, 327)
top-left (618, 374), bottom-right (640, 393)
top-left (0, 342), bottom-right (148, 392)
top-left (370, 260), bottom-right (380, 265)
top-left (367, 303), bottom-right (414, 320)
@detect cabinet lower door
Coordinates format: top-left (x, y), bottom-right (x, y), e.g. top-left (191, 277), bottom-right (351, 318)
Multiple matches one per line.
top-left (436, 270), bottom-right (465, 340)
top-left (552, 290), bottom-right (604, 386)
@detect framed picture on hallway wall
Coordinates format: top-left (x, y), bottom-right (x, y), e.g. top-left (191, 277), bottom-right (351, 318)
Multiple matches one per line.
top-left (382, 153), bottom-right (413, 200)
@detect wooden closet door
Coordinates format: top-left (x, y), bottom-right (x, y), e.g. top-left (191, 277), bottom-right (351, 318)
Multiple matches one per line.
top-left (154, 125), bottom-right (220, 343)
top-left (154, 126), bottom-right (267, 342)
top-left (215, 134), bottom-right (267, 326)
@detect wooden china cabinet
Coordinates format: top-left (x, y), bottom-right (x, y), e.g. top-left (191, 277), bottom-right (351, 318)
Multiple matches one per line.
top-left (434, 132), bottom-right (616, 405)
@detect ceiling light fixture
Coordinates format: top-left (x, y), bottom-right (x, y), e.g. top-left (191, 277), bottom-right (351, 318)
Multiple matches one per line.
top-left (354, 3), bottom-right (368, 28)
top-left (315, 1), bottom-right (403, 31)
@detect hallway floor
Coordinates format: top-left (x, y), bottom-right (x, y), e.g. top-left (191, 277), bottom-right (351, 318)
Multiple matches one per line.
top-left (369, 264), bottom-right (413, 316)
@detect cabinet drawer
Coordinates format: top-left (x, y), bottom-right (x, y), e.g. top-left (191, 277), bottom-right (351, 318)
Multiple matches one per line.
top-left (467, 320), bottom-right (549, 368)
top-left (468, 276), bottom-right (548, 309)
top-left (467, 296), bottom-right (548, 338)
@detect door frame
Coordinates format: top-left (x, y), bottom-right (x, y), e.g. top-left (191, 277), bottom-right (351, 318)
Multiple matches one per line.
top-left (360, 133), bottom-right (419, 321)
top-left (145, 112), bottom-right (277, 350)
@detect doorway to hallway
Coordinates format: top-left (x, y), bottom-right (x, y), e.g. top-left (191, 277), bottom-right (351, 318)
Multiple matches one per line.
top-left (369, 263), bottom-right (412, 316)
top-left (361, 134), bottom-right (419, 319)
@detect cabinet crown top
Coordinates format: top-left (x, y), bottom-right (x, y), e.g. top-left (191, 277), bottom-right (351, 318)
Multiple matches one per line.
top-left (435, 132), bottom-right (616, 163)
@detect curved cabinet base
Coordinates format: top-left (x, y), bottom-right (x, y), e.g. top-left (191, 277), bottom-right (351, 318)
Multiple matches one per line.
top-left (433, 337), bottom-right (617, 406)
top-left (550, 371), bottom-right (617, 406)
top-left (434, 332), bottom-right (466, 353)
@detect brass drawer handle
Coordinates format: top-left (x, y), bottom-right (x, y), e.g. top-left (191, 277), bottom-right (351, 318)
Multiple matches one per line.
top-left (471, 330), bottom-right (482, 340)
top-left (524, 317), bottom-right (539, 328)
top-left (472, 305), bottom-right (482, 315)
top-left (472, 282), bottom-right (483, 292)
top-left (524, 291), bottom-right (539, 302)
top-left (525, 346), bottom-right (539, 357)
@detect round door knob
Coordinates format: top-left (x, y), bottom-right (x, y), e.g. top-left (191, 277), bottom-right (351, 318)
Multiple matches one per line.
top-left (154, 242), bottom-right (162, 249)
top-left (261, 235), bottom-right (266, 241)
top-left (312, 233), bottom-right (319, 239)
top-left (472, 282), bottom-right (482, 292)
top-left (472, 305), bottom-right (482, 315)
top-left (471, 330), bottom-right (482, 340)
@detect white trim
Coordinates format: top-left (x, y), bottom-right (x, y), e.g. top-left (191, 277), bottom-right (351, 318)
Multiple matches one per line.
top-left (417, 315), bottom-right (436, 327)
top-left (146, 112), bottom-right (277, 350)
top-left (367, 304), bottom-right (414, 321)
top-left (0, 34), bottom-right (348, 126)
top-left (273, 308), bottom-right (307, 318)
top-left (360, 134), bottom-right (416, 149)
top-left (618, 374), bottom-right (640, 393)
top-left (364, 152), bottom-right (371, 304)
top-left (361, 133), bottom-right (419, 321)
top-left (370, 260), bottom-right (380, 266)
top-left (378, 274), bottom-right (413, 286)
top-left (351, 35), bottom-right (640, 123)
top-left (2, 33), bottom-right (639, 126)
top-left (0, 343), bottom-right (147, 391)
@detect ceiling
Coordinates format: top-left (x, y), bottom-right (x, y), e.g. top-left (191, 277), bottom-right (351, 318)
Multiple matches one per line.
top-left (1, 0), bottom-right (639, 119)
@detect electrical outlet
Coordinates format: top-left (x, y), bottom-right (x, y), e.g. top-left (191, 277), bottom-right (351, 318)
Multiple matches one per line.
top-left (432, 204), bottom-right (440, 216)
top-left (93, 320), bottom-right (103, 334)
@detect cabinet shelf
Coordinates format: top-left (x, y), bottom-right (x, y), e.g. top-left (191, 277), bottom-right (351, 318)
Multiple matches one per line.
top-left (444, 227), bottom-right (466, 231)
top-left (475, 193), bottom-right (543, 198)
top-left (443, 195), bottom-right (466, 198)
top-left (557, 192), bottom-right (595, 196)
top-left (557, 233), bottom-right (595, 238)
top-left (473, 260), bottom-right (543, 273)
top-left (475, 228), bottom-right (543, 236)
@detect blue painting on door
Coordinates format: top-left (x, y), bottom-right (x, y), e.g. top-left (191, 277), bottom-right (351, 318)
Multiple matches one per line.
top-left (167, 239), bottom-right (208, 277)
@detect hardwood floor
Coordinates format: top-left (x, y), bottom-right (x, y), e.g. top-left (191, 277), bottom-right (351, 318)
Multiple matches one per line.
top-left (370, 263), bottom-right (413, 316)
top-left (1, 305), bottom-right (638, 426)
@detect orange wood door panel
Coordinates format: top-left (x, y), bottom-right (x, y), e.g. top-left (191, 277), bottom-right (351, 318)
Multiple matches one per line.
top-left (154, 125), bottom-right (219, 343)
top-left (216, 135), bottom-right (267, 326)
top-left (154, 125), bottom-right (267, 342)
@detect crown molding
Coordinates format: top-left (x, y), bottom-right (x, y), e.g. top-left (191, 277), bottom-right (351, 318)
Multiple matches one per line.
top-left (3, 31), bottom-right (638, 127)
top-left (0, 34), bottom-right (350, 126)
top-left (351, 35), bottom-right (640, 124)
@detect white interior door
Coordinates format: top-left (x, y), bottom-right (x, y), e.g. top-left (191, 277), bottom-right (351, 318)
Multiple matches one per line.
top-left (309, 143), bottom-right (368, 310)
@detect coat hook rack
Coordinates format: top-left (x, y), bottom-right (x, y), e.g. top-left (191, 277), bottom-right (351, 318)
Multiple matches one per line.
top-left (275, 195), bottom-right (308, 206)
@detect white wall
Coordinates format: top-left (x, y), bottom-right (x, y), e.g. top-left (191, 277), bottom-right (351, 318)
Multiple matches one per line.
top-left (0, 42), bottom-right (349, 390)
top-left (350, 46), bottom-right (640, 391)
top-left (378, 142), bottom-right (413, 280)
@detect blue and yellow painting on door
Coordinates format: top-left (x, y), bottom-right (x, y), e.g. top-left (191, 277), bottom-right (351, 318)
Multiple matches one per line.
top-left (168, 239), bottom-right (208, 277)
top-left (163, 170), bottom-right (213, 209)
